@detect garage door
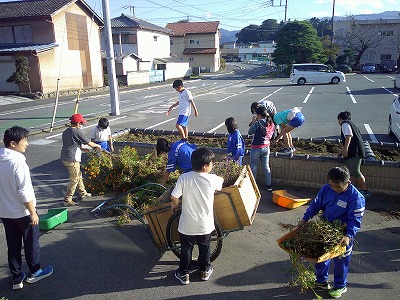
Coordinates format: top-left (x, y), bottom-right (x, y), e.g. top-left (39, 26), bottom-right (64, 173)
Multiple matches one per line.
top-left (0, 56), bottom-right (19, 93)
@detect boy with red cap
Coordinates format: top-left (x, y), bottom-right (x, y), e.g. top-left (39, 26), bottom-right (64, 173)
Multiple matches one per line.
top-left (60, 114), bottom-right (101, 206)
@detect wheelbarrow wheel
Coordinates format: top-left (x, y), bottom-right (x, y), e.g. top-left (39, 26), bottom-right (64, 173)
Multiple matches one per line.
top-left (166, 209), bottom-right (223, 262)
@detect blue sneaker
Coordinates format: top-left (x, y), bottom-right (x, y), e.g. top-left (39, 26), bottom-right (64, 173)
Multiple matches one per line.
top-left (12, 272), bottom-right (26, 290)
top-left (26, 266), bottom-right (53, 283)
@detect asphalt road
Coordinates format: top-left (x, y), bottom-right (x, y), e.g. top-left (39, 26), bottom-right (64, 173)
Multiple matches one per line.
top-left (0, 63), bottom-right (399, 144)
top-left (0, 65), bottom-right (399, 299)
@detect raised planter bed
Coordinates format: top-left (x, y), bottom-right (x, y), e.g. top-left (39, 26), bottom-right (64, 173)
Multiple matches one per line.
top-left (112, 128), bottom-right (400, 195)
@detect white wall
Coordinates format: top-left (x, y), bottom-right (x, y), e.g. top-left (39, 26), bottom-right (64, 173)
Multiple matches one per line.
top-left (137, 31), bottom-right (170, 63)
top-left (126, 71), bottom-right (149, 85)
top-left (164, 62), bottom-right (190, 79)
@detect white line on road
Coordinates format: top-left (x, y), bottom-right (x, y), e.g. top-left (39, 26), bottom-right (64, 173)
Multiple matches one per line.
top-left (145, 118), bottom-right (175, 130)
top-left (346, 87), bottom-right (357, 103)
top-left (239, 88), bottom-right (254, 94)
top-left (382, 86), bottom-right (398, 96)
top-left (259, 87), bottom-right (283, 101)
top-left (44, 116), bottom-right (128, 139)
top-left (387, 75), bottom-right (395, 79)
top-left (265, 80), bottom-right (273, 84)
top-left (303, 87), bottom-right (315, 104)
top-left (207, 122), bottom-right (225, 133)
top-left (216, 94), bottom-right (238, 102)
top-left (364, 124), bottom-right (378, 143)
top-left (363, 76), bottom-right (374, 82)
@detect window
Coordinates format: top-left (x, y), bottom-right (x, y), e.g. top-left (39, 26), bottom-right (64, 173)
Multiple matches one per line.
top-left (379, 30), bottom-right (395, 36)
top-left (0, 26), bottom-right (13, 43)
top-left (380, 54), bottom-right (392, 60)
top-left (14, 25), bottom-right (32, 43)
top-left (153, 36), bottom-right (158, 42)
top-left (0, 25), bottom-right (32, 44)
top-left (189, 57), bottom-right (194, 62)
top-left (112, 34), bottom-right (136, 44)
top-left (190, 40), bottom-right (199, 45)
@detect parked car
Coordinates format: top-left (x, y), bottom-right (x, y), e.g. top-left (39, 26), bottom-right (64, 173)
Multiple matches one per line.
top-left (395, 74), bottom-right (400, 89)
top-left (380, 59), bottom-right (397, 73)
top-left (361, 63), bottom-right (376, 73)
top-left (388, 95), bottom-right (400, 141)
top-left (336, 64), bottom-right (352, 73)
top-left (290, 63), bottom-right (346, 85)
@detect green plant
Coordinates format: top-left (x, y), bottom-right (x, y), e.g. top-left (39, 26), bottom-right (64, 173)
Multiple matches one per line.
top-left (280, 218), bottom-right (346, 297)
top-left (7, 56), bottom-right (31, 92)
top-left (212, 158), bottom-right (242, 187)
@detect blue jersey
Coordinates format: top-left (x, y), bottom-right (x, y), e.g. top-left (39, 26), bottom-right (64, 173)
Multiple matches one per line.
top-left (226, 129), bottom-right (245, 161)
top-left (166, 140), bottom-right (197, 173)
top-left (302, 183), bottom-right (365, 239)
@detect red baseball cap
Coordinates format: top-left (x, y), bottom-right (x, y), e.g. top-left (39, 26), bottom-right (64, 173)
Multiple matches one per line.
top-left (70, 113), bottom-right (87, 124)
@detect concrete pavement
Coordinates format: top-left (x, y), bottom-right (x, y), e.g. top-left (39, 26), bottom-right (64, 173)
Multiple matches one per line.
top-left (0, 132), bottom-right (399, 299)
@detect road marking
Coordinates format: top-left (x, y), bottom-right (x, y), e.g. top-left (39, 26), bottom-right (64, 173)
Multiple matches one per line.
top-left (259, 87), bottom-right (283, 101)
top-left (145, 118), bottom-right (175, 130)
top-left (216, 94), bottom-right (238, 103)
top-left (387, 75), bottom-right (395, 79)
top-left (346, 87), bottom-right (357, 103)
top-left (303, 87), bottom-right (315, 103)
top-left (364, 124), bottom-right (378, 143)
top-left (265, 80), bottom-right (273, 84)
top-left (382, 86), bottom-right (398, 96)
top-left (207, 122), bottom-right (225, 133)
top-left (239, 88), bottom-right (253, 94)
top-left (44, 116), bottom-right (127, 139)
top-left (363, 76), bottom-right (374, 82)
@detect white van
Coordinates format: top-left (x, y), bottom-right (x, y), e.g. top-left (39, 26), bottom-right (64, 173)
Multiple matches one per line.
top-left (290, 63), bottom-right (346, 85)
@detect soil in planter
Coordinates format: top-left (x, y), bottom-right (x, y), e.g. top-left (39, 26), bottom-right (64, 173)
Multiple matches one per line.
top-left (114, 132), bottom-right (400, 162)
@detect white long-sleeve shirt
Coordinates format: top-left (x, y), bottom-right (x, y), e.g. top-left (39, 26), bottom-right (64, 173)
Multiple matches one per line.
top-left (0, 148), bottom-right (36, 218)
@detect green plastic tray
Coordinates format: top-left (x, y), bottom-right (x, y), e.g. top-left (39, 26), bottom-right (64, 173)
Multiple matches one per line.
top-left (39, 208), bottom-right (68, 230)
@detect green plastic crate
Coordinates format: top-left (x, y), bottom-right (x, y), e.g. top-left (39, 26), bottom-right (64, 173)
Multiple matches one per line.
top-left (39, 208), bottom-right (68, 231)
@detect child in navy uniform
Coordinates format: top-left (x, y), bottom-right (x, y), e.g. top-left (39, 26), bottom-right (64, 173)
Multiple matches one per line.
top-left (298, 166), bottom-right (366, 298)
top-left (225, 117), bottom-right (245, 165)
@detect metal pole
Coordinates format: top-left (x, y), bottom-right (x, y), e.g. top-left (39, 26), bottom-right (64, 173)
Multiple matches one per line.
top-left (284, 0), bottom-right (288, 24)
top-left (102, 0), bottom-right (120, 116)
top-left (49, 78), bottom-right (60, 132)
top-left (331, 0), bottom-right (336, 43)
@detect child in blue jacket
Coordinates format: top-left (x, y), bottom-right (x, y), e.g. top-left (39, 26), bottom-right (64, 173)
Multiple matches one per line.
top-left (298, 166), bottom-right (366, 298)
top-left (225, 117), bottom-right (245, 165)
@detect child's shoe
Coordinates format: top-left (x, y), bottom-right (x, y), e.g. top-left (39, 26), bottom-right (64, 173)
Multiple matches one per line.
top-left (12, 272), bottom-right (26, 290)
top-left (26, 266), bottom-right (53, 283)
top-left (328, 286), bottom-right (347, 298)
top-left (200, 267), bottom-right (213, 281)
top-left (175, 269), bottom-right (189, 285)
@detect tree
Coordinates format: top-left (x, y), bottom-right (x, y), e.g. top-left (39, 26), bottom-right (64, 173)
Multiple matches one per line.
top-left (7, 56), bottom-right (31, 92)
top-left (309, 17), bottom-right (332, 37)
top-left (271, 21), bottom-right (326, 65)
top-left (235, 24), bottom-right (262, 43)
top-left (321, 35), bottom-right (340, 63)
top-left (334, 16), bottom-right (384, 68)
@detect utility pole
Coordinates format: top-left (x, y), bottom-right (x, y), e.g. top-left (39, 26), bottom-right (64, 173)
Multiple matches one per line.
top-left (102, 0), bottom-right (120, 116)
top-left (331, 0), bottom-right (336, 43)
top-left (273, 0), bottom-right (288, 24)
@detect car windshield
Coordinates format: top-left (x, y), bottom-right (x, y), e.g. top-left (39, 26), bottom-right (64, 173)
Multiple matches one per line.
top-left (365, 63), bottom-right (375, 66)
top-left (382, 60), bottom-right (396, 66)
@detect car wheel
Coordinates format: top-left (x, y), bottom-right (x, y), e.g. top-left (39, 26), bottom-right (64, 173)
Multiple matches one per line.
top-left (331, 77), bottom-right (340, 84)
top-left (297, 78), bottom-right (306, 85)
top-left (388, 116), bottom-right (395, 137)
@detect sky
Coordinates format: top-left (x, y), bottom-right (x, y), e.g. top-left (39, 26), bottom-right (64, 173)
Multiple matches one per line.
top-left (1, 0), bottom-right (399, 30)
top-left (82, 0), bottom-right (400, 30)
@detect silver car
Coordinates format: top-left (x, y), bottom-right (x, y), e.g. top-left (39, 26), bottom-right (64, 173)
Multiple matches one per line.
top-left (389, 95), bottom-right (400, 141)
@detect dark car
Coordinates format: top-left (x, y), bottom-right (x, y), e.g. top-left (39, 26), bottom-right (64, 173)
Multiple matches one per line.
top-left (336, 64), bottom-right (352, 73)
top-left (362, 63), bottom-right (376, 73)
top-left (380, 59), bottom-right (397, 73)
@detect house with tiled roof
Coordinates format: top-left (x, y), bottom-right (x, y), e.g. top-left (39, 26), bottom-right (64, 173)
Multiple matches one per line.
top-left (103, 14), bottom-right (189, 81)
top-left (0, 0), bottom-right (103, 94)
top-left (166, 21), bottom-right (220, 73)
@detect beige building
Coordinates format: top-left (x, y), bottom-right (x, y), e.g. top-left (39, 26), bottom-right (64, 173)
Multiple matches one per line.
top-left (0, 0), bottom-right (103, 94)
top-left (166, 21), bottom-right (220, 73)
top-left (334, 18), bottom-right (400, 66)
